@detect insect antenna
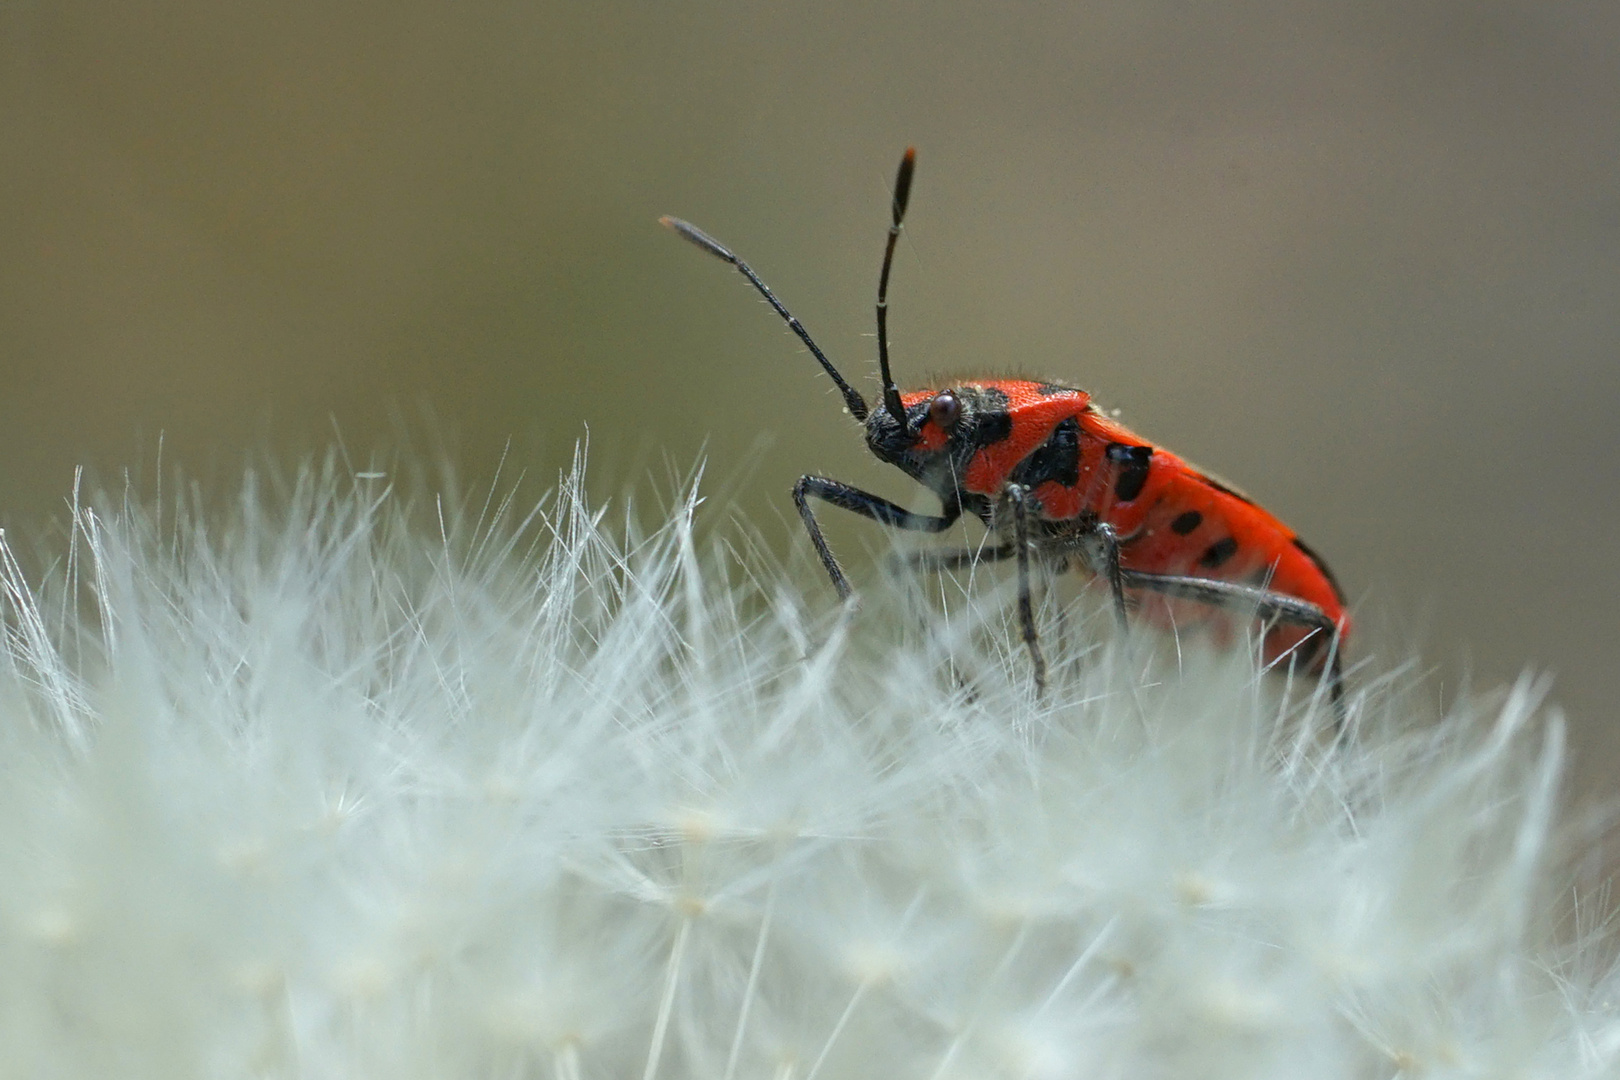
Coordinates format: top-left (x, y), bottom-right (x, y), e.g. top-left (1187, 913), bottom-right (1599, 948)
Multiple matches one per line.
top-left (660, 215), bottom-right (870, 422)
top-left (876, 147), bottom-right (916, 429)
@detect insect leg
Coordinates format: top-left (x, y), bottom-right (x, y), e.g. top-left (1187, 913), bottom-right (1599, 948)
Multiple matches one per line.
top-left (1116, 568), bottom-right (1347, 722)
top-left (1005, 484), bottom-right (1048, 696)
top-left (902, 543), bottom-right (1017, 573)
top-left (1088, 521), bottom-right (1129, 630)
top-left (793, 475), bottom-right (961, 600)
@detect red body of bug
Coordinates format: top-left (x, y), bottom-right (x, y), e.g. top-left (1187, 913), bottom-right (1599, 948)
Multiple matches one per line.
top-left (896, 378), bottom-right (1349, 667)
top-left (663, 148), bottom-right (1349, 707)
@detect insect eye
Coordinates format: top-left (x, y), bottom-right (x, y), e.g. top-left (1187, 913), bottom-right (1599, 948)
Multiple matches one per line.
top-left (928, 391), bottom-right (961, 430)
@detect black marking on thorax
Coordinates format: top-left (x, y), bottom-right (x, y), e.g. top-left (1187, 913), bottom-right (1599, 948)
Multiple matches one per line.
top-left (964, 386), bottom-right (1013, 450)
top-left (1105, 442), bottom-right (1153, 502)
top-left (1012, 415), bottom-right (1080, 488)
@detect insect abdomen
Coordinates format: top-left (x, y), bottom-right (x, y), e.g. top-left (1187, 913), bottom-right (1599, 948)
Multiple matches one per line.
top-left (1116, 458), bottom-right (1349, 664)
top-left (1016, 403), bottom-right (1350, 664)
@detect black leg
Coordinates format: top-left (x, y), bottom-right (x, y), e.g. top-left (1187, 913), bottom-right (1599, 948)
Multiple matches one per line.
top-left (1117, 568), bottom-right (1346, 724)
top-left (1006, 484), bottom-right (1047, 696)
top-left (1089, 521), bottom-right (1129, 630)
top-left (793, 476), bottom-right (961, 600)
top-left (901, 543), bottom-right (1017, 573)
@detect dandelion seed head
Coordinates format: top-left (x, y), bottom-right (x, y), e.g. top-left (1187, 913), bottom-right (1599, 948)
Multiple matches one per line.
top-left (0, 448), bottom-right (1610, 1077)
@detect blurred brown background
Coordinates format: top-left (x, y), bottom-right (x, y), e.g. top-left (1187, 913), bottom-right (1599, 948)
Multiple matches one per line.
top-left (2, 3), bottom-right (1617, 792)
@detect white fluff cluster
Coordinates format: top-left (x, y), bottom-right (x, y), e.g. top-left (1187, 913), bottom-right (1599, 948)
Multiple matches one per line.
top-left (0, 450), bottom-right (1612, 1079)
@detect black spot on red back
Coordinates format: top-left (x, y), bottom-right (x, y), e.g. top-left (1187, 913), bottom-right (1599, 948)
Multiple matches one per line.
top-left (1036, 381), bottom-right (1082, 396)
top-left (1106, 443), bottom-right (1153, 502)
top-left (1170, 510), bottom-right (1202, 535)
top-left (1200, 536), bottom-right (1239, 568)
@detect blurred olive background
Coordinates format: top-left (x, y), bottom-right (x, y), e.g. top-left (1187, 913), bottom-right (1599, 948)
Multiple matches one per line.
top-left (2, 3), bottom-right (1618, 791)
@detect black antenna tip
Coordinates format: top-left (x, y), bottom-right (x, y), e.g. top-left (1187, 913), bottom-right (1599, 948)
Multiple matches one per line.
top-left (891, 147), bottom-right (917, 225)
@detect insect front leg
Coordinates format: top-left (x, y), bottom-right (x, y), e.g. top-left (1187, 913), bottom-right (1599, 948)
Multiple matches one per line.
top-left (793, 475), bottom-right (961, 600)
top-left (1116, 568), bottom-right (1347, 724)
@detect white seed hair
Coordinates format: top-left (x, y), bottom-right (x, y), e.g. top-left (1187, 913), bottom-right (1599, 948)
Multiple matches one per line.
top-left (0, 447), bottom-right (1609, 1079)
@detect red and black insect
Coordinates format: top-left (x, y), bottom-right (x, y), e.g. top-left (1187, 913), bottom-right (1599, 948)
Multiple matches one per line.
top-left (662, 148), bottom-right (1349, 709)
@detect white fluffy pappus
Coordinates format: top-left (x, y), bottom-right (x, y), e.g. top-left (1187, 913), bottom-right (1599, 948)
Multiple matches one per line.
top-left (0, 447), bottom-right (1613, 1079)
